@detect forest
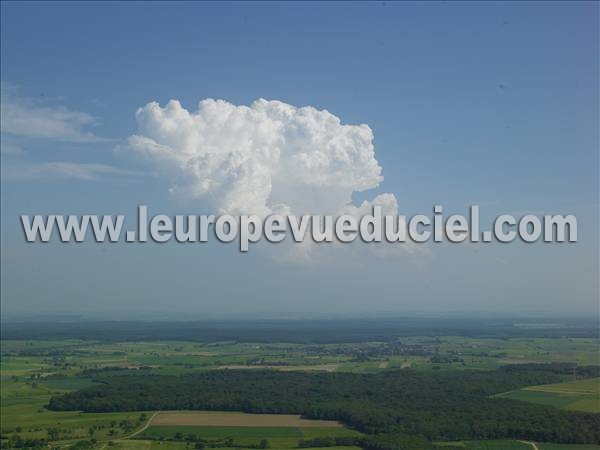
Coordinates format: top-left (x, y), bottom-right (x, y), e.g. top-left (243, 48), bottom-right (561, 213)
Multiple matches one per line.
top-left (48, 363), bottom-right (600, 447)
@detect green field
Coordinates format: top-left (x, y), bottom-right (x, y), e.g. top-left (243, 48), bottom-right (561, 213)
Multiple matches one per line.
top-left (437, 442), bottom-right (600, 450)
top-left (495, 377), bottom-right (600, 413)
top-left (107, 441), bottom-right (361, 450)
top-left (537, 445), bottom-right (600, 450)
top-left (138, 425), bottom-right (361, 448)
top-left (0, 372), bottom-right (146, 443)
top-left (436, 441), bottom-right (531, 450)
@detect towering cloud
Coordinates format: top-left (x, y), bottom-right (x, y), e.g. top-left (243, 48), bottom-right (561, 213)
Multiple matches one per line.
top-left (123, 98), bottom-right (395, 217)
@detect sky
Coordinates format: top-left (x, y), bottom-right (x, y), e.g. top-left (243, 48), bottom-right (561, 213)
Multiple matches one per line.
top-left (1, 1), bottom-right (598, 319)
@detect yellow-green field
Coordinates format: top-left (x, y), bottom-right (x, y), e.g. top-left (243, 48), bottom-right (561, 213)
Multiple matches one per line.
top-left (495, 377), bottom-right (600, 412)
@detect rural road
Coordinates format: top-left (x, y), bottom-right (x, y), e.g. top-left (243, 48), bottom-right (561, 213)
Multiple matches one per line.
top-left (123, 411), bottom-right (160, 439)
top-left (97, 411), bottom-right (159, 450)
top-left (519, 440), bottom-right (540, 450)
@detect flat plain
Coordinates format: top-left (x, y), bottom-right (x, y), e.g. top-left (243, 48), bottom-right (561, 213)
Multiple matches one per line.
top-left (2, 329), bottom-right (599, 450)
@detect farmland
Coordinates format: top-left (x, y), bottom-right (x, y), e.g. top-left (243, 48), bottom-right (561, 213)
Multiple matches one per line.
top-left (1, 319), bottom-right (599, 450)
top-left (2, 334), bottom-right (598, 377)
top-left (135, 412), bottom-right (360, 449)
top-left (495, 378), bottom-right (600, 413)
top-left (435, 442), bottom-right (531, 450)
top-left (149, 411), bottom-right (345, 427)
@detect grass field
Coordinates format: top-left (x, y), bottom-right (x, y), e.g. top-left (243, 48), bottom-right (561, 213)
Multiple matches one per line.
top-left (437, 441), bottom-right (600, 450)
top-left (537, 444), bottom-right (600, 450)
top-left (108, 440), bottom-right (361, 450)
top-left (0, 372), bottom-right (146, 442)
top-left (436, 441), bottom-right (531, 450)
top-left (495, 377), bottom-right (600, 413)
top-left (140, 425), bottom-right (359, 439)
top-left (138, 424), bottom-right (359, 446)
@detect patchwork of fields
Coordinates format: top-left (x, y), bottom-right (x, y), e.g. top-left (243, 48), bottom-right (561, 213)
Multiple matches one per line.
top-left (137, 411), bottom-right (361, 449)
top-left (1, 374), bottom-right (143, 442)
top-left (3, 337), bottom-right (598, 377)
top-left (495, 377), bottom-right (600, 413)
top-left (2, 337), bottom-right (600, 450)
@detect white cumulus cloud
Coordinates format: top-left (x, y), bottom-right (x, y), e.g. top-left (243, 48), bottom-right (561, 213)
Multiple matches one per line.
top-left (122, 98), bottom-right (393, 217)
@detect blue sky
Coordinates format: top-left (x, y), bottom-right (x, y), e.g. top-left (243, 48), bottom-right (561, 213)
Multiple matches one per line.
top-left (1, 2), bottom-right (598, 319)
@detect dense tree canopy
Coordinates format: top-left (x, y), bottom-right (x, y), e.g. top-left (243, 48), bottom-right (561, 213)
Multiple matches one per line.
top-left (48, 364), bottom-right (600, 446)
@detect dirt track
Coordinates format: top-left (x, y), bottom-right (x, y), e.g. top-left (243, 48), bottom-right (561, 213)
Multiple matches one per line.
top-left (519, 441), bottom-right (540, 450)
